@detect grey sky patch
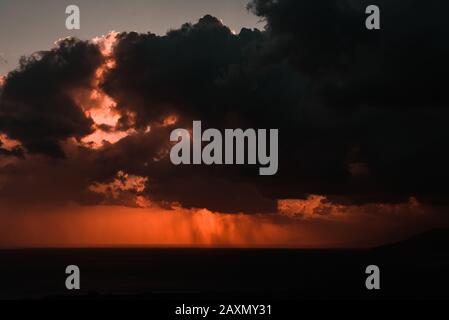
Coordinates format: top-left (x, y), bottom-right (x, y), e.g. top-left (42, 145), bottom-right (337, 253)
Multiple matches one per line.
top-left (0, 53), bottom-right (7, 64)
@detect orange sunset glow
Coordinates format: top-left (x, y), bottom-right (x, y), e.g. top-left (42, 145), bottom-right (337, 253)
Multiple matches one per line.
top-left (0, 195), bottom-right (438, 248)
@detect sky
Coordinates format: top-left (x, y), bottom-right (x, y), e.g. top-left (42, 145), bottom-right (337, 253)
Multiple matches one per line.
top-left (1, 0), bottom-right (449, 248)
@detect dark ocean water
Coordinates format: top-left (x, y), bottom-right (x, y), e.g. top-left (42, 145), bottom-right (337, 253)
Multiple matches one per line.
top-left (1, 231), bottom-right (449, 300)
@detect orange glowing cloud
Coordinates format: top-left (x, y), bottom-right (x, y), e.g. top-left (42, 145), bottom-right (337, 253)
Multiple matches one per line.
top-left (66, 32), bottom-right (179, 149)
top-left (65, 31), bottom-right (137, 149)
top-left (0, 133), bottom-right (21, 151)
top-left (278, 195), bottom-right (422, 221)
top-left (92, 31), bottom-right (119, 57)
top-left (163, 115), bottom-right (178, 126)
top-left (0, 133), bottom-right (22, 167)
top-left (89, 170), bottom-right (149, 203)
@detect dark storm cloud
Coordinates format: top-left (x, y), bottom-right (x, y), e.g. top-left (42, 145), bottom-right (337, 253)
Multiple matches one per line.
top-left (249, 0), bottom-right (449, 109)
top-left (246, 0), bottom-right (449, 206)
top-left (99, 2), bottom-right (449, 210)
top-left (1, 1), bottom-right (449, 212)
top-left (0, 146), bottom-right (23, 158)
top-left (0, 38), bottom-right (102, 157)
top-left (98, 14), bottom-right (306, 212)
top-left (103, 15), bottom-right (268, 129)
